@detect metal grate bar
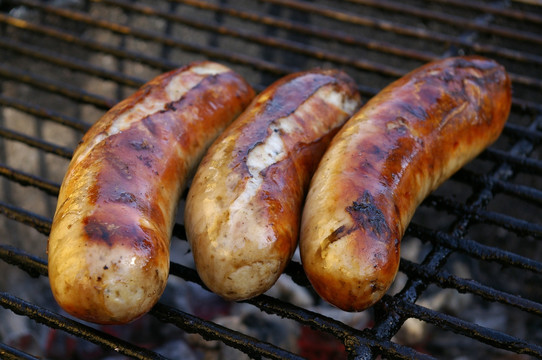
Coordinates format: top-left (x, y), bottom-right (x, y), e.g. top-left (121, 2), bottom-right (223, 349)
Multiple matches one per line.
top-left (408, 223), bottom-right (542, 274)
top-left (0, 245), bottom-right (305, 360)
top-left (0, 231), bottom-right (430, 360)
top-left (261, 0), bottom-right (542, 69)
top-left (0, 245), bottom-right (47, 278)
top-left (389, 295), bottom-right (542, 357)
top-left (0, 292), bottom-right (168, 360)
top-left (454, 168), bottom-right (542, 207)
top-left (0, 242), bottom-right (426, 360)
top-left (431, 0), bottom-right (542, 25)
top-left (345, 0), bottom-right (542, 46)
top-left (247, 296), bottom-right (434, 359)
top-left (0, 63), bottom-right (115, 110)
top-left (426, 193), bottom-right (542, 238)
top-left (11, 0), bottom-right (295, 76)
top-left (0, 343), bottom-right (41, 360)
top-left (399, 259), bottom-right (542, 316)
top-left (0, 36), bottom-right (144, 89)
top-left (511, 98), bottom-right (542, 113)
top-left (0, 126), bottom-right (73, 159)
top-left (168, 262), bottom-right (433, 360)
top-left (102, 0), bottom-right (542, 90)
top-left (175, 0), bottom-right (437, 63)
top-left (0, 164), bottom-right (60, 197)
top-left (0, 201), bottom-right (51, 236)
top-left (95, 0), bottom-right (408, 78)
top-left (0, 13), bottom-right (178, 72)
top-left (0, 95), bottom-right (91, 132)
top-left (3, 2), bottom-right (542, 102)
top-left (1, 0), bottom-right (542, 358)
top-left (370, 113), bottom-right (542, 346)
top-left (150, 303), bottom-right (304, 360)
top-left (502, 122), bottom-right (542, 144)
top-left (483, 147), bottom-right (542, 176)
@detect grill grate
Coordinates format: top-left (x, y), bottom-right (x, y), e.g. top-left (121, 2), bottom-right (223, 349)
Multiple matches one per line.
top-left (1, 0), bottom-right (542, 359)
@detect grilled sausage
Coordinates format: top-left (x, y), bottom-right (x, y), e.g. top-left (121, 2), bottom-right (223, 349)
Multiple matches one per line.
top-left (48, 61), bottom-right (255, 324)
top-left (300, 56), bottom-right (511, 311)
top-left (185, 69), bottom-right (361, 301)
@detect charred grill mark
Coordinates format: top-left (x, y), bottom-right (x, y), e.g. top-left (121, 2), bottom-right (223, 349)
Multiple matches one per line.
top-left (261, 74), bottom-right (336, 120)
top-left (401, 102), bottom-right (429, 121)
top-left (323, 225), bottom-right (349, 245)
top-left (235, 73), bottom-right (339, 163)
top-left (129, 138), bottom-right (153, 151)
top-left (346, 191), bottom-right (391, 240)
top-left (142, 116), bottom-right (158, 135)
top-left (164, 102), bottom-right (177, 112)
top-left (136, 154), bottom-right (154, 169)
top-left (109, 190), bottom-right (137, 204)
top-left (83, 212), bottom-right (154, 251)
top-left (106, 155), bottom-right (133, 180)
top-left (84, 217), bottom-right (113, 246)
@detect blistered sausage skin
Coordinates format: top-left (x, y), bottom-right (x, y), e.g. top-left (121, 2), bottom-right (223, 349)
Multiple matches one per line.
top-left (48, 61), bottom-right (255, 324)
top-left (300, 56), bottom-right (511, 311)
top-left (185, 69), bottom-right (361, 301)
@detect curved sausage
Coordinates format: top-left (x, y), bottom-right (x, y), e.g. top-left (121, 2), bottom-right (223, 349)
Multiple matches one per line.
top-left (185, 69), bottom-right (361, 301)
top-left (48, 61), bottom-right (255, 324)
top-left (300, 56), bottom-right (511, 311)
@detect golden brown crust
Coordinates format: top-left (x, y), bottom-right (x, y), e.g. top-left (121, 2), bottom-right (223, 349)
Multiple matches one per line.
top-left (48, 61), bottom-right (255, 324)
top-left (300, 56), bottom-right (512, 311)
top-left (185, 69), bottom-right (361, 300)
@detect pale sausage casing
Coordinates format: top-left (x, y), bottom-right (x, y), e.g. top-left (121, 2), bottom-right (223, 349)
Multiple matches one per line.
top-left (300, 56), bottom-right (511, 311)
top-left (48, 61), bottom-right (255, 324)
top-left (185, 69), bottom-right (361, 301)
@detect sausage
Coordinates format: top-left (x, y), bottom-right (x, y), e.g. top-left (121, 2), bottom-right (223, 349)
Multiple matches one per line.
top-left (185, 69), bottom-right (361, 301)
top-left (299, 56), bottom-right (511, 311)
top-left (47, 61), bottom-right (255, 324)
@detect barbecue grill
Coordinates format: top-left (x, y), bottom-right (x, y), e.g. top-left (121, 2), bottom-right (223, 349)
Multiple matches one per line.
top-left (1, 0), bottom-right (542, 358)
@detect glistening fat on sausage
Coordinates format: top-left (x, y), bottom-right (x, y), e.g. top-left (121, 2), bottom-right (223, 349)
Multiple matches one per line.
top-left (185, 69), bottom-right (361, 301)
top-left (300, 56), bottom-right (511, 312)
top-left (48, 61), bottom-right (255, 324)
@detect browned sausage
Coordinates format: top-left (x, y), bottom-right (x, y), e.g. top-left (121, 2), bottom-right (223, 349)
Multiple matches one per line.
top-left (48, 61), bottom-right (255, 324)
top-left (185, 69), bottom-right (361, 301)
top-left (300, 56), bottom-right (511, 311)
